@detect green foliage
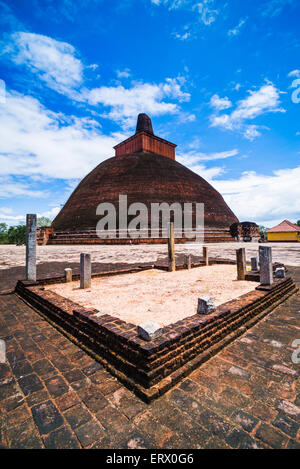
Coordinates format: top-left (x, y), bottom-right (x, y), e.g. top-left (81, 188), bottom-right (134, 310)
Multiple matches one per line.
top-left (0, 223), bottom-right (7, 234)
top-left (37, 216), bottom-right (52, 227)
top-left (258, 225), bottom-right (268, 238)
top-left (0, 224), bottom-right (26, 245)
top-left (0, 223), bottom-right (8, 244)
top-left (8, 225), bottom-right (26, 245)
top-left (0, 216), bottom-right (52, 244)
top-left (295, 220), bottom-right (300, 227)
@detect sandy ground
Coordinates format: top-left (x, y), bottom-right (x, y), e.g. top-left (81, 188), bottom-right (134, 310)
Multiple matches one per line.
top-left (0, 241), bottom-right (299, 270)
top-left (46, 265), bottom-right (259, 327)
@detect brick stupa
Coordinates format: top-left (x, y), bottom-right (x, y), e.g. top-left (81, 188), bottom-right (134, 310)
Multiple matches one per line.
top-left (49, 114), bottom-right (239, 244)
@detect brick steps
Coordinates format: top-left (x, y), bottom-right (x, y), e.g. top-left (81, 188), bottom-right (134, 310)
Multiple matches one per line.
top-left (45, 228), bottom-right (235, 245)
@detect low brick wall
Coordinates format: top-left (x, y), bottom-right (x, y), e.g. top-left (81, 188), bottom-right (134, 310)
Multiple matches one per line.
top-left (15, 267), bottom-right (297, 402)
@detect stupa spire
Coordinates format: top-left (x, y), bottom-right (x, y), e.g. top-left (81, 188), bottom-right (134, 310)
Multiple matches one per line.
top-left (114, 113), bottom-right (176, 159)
top-left (135, 113), bottom-right (154, 135)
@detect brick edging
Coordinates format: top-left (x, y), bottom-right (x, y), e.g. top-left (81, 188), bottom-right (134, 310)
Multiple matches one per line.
top-left (15, 269), bottom-right (298, 402)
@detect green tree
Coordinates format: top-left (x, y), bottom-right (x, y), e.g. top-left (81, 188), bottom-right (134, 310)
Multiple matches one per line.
top-left (259, 225), bottom-right (268, 238)
top-left (7, 225), bottom-right (26, 245)
top-left (37, 216), bottom-right (52, 227)
top-left (0, 223), bottom-right (8, 244)
top-left (295, 220), bottom-right (300, 227)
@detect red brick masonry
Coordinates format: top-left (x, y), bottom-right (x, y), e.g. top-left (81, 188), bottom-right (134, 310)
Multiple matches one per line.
top-left (45, 229), bottom-right (235, 245)
top-left (15, 268), bottom-right (298, 403)
top-left (114, 131), bottom-right (176, 160)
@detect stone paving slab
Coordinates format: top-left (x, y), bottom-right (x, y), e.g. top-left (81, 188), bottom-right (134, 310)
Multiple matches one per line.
top-left (0, 267), bottom-right (300, 449)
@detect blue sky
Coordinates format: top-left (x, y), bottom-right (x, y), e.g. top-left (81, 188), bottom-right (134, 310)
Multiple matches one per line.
top-left (0, 0), bottom-right (299, 228)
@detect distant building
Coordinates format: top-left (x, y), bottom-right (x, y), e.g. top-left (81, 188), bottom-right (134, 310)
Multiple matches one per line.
top-left (266, 220), bottom-right (300, 242)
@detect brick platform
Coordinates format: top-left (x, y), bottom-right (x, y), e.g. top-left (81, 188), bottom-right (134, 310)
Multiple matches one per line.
top-left (45, 228), bottom-right (235, 245)
top-left (14, 263), bottom-right (297, 402)
top-left (1, 267), bottom-right (300, 449)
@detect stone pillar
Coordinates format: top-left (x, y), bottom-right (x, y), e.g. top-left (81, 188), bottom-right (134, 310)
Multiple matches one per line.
top-left (251, 257), bottom-right (258, 271)
top-left (65, 268), bottom-right (72, 283)
top-left (185, 254), bottom-right (191, 270)
top-left (236, 248), bottom-right (246, 280)
top-left (259, 246), bottom-right (273, 285)
top-left (0, 339), bottom-right (6, 364)
top-left (137, 321), bottom-right (162, 341)
top-left (80, 253), bottom-right (91, 289)
top-left (197, 296), bottom-right (216, 315)
top-left (275, 267), bottom-right (285, 278)
top-left (26, 214), bottom-right (37, 281)
top-left (203, 246), bottom-right (209, 266)
top-left (168, 222), bottom-right (175, 272)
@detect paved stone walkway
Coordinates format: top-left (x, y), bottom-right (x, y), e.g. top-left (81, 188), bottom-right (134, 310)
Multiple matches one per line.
top-left (0, 268), bottom-right (300, 449)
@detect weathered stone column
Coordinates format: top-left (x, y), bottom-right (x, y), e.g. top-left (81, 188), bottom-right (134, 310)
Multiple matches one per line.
top-left (275, 267), bottom-right (285, 278)
top-left (137, 321), bottom-right (162, 341)
top-left (203, 246), bottom-right (209, 266)
top-left (65, 268), bottom-right (72, 283)
top-left (80, 253), bottom-right (91, 289)
top-left (0, 339), bottom-right (6, 364)
top-left (197, 296), bottom-right (216, 315)
top-left (251, 256), bottom-right (258, 271)
top-left (168, 222), bottom-right (175, 272)
top-left (236, 248), bottom-right (246, 280)
top-left (259, 246), bottom-right (273, 285)
top-left (26, 214), bottom-right (37, 281)
top-left (185, 254), bottom-right (191, 270)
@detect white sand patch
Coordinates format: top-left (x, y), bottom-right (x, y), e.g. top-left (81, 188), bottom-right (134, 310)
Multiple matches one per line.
top-left (45, 265), bottom-right (259, 327)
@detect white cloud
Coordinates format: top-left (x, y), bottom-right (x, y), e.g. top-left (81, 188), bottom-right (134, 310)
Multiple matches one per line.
top-left (210, 83), bottom-right (285, 139)
top-left (0, 207), bottom-right (13, 214)
top-left (151, 0), bottom-right (189, 9)
top-left (0, 90), bottom-right (123, 180)
top-left (177, 111), bottom-right (196, 122)
top-left (162, 77), bottom-right (190, 102)
top-left (176, 148), bottom-right (239, 183)
top-left (227, 84), bottom-right (283, 121)
top-left (228, 18), bottom-right (246, 37)
top-left (187, 136), bottom-right (202, 149)
top-left (87, 63), bottom-right (99, 71)
top-left (179, 153), bottom-right (300, 226)
top-left (288, 69), bottom-right (300, 78)
top-left (243, 125), bottom-right (261, 140)
top-left (151, 0), bottom-right (219, 26)
top-left (85, 77), bottom-right (191, 127)
top-left (213, 166), bottom-right (300, 225)
top-left (0, 176), bottom-right (47, 199)
top-left (210, 94), bottom-right (232, 110)
top-left (116, 68), bottom-right (131, 78)
top-left (2, 32), bottom-right (192, 127)
top-left (194, 1), bottom-right (219, 26)
top-left (178, 148), bottom-right (238, 164)
top-left (261, 0), bottom-right (295, 18)
top-left (2, 32), bottom-right (83, 96)
top-left (37, 206), bottom-right (60, 220)
top-left (0, 205), bottom-right (60, 227)
top-left (189, 164), bottom-right (225, 179)
top-left (233, 83), bottom-right (242, 91)
top-left (0, 211), bottom-right (25, 225)
top-left (173, 31), bottom-right (191, 41)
